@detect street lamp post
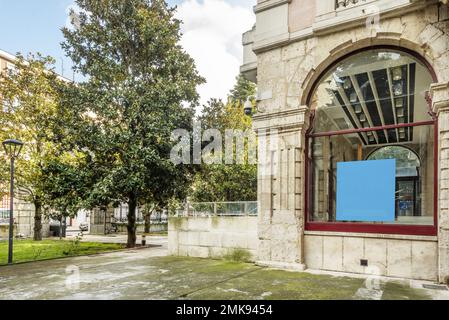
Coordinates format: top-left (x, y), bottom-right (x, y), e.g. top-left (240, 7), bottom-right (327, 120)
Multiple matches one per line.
top-left (2, 139), bottom-right (24, 265)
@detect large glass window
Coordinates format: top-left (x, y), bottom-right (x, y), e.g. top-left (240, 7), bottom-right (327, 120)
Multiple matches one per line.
top-left (306, 49), bottom-right (436, 234)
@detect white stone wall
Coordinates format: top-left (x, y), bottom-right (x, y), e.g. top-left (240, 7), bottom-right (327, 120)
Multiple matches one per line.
top-left (14, 199), bottom-right (49, 238)
top-left (168, 217), bottom-right (258, 261)
top-left (431, 81), bottom-right (449, 283)
top-left (250, 2), bottom-right (449, 281)
top-left (0, 199), bottom-right (50, 240)
top-left (305, 233), bottom-right (438, 281)
top-left (253, 107), bottom-right (309, 270)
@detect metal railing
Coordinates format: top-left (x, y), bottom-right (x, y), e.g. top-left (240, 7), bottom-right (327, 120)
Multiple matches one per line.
top-left (176, 201), bottom-right (258, 217)
top-left (0, 210), bottom-right (10, 224)
top-left (336, 0), bottom-right (367, 10)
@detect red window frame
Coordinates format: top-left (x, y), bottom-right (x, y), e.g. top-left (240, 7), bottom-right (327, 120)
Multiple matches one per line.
top-left (303, 47), bottom-right (438, 236)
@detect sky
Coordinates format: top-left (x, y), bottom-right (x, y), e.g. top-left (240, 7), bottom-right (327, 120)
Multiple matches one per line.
top-left (0, 0), bottom-right (256, 107)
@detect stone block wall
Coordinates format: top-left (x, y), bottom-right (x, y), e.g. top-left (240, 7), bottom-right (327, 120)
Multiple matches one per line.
top-left (305, 232), bottom-right (438, 281)
top-left (0, 199), bottom-right (49, 240)
top-left (15, 199), bottom-right (49, 238)
top-left (253, 108), bottom-right (309, 270)
top-left (168, 216), bottom-right (258, 261)
top-left (432, 81), bottom-right (449, 283)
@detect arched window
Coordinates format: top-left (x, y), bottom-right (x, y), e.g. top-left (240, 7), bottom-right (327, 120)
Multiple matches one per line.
top-left (306, 48), bottom-right (437, 235)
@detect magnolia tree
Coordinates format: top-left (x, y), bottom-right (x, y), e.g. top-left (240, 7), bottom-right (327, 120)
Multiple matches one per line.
top-left (61, 0), bottom-right (204, 247)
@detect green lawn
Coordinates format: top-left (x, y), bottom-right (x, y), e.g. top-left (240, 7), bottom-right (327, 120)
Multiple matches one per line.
top-left (0, 239), bottom-right (125, 265)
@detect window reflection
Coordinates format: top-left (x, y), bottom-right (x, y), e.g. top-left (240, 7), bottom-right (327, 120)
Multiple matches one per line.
top-left (308, 50), bottom-right (435, 227)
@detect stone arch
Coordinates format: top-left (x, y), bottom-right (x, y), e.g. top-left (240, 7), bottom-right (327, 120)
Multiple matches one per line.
top-left (300, 37), bottom-right (439, 107)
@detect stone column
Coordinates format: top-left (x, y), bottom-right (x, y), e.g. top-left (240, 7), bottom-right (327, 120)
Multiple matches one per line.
top-left (253, 106), bottom-right (309, 270)
top-left (431, 82), bottom-right (449, 284)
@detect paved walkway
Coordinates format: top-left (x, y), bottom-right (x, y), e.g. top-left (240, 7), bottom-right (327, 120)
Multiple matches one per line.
top-left (0, 246), bottom-right (448, 300)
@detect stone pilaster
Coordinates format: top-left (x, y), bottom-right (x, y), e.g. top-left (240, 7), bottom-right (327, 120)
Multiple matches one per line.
top-left (431, 82), bottom-right (449, 284)
top-left (253, 106), bottom-right (309, 270)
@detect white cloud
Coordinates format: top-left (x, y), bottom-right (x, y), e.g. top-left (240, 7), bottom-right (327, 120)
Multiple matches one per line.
top-left (175, 0), bottom-right (255, 110)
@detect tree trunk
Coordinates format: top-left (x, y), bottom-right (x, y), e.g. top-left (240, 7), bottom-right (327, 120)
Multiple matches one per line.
top-left (144, 209), bottom-right (152, 234)
top-left (33, 200), bottom-right (43, 241)
top-left (127, 196), bottom-right (137, 248)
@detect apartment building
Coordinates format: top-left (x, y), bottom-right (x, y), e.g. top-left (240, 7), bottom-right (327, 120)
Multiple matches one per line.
top-left (0, 49), bottom-right (50, 239)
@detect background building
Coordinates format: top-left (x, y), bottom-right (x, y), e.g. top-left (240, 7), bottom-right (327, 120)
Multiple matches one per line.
top-left (0, 49), bottom-right (51, 239)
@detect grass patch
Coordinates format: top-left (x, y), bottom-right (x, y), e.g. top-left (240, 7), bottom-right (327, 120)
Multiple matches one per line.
top-left (0, 239), bottom-right (125, 265)
top-left (223, 248), bottom-right (252, 263)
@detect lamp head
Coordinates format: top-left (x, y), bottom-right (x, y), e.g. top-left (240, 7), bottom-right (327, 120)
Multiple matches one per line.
top-left (2, 139), bottom-right (24, 158)
top-left (243, 98), bottom-right (253, 116)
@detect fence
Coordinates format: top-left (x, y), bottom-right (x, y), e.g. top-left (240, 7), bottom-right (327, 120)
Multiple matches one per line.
top-left (176, 201), bottom-right (258, 217)
top-left (113, 204), bottom-right (168, 224)
top-left (0, 194), bottom-right (10, 224)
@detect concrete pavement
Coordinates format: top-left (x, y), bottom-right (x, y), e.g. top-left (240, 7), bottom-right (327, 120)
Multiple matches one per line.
top-left (1, 245), bottom-right (448, 300)
top-left (65, 233), bottom-right (168, 249)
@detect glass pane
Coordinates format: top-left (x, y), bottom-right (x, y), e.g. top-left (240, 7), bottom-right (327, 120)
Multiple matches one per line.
top-left (308, 49), bottom-right (435, 227)
top-left (311, 50), bottom-right (434, 135)
top-left (309, 125), bottom-right (434, 226)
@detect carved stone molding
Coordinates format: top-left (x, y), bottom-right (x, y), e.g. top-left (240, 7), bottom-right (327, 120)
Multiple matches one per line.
top-left (430, 82), bottom-right (449, 115)
top-left (252, 106), bottom-right (310, 135)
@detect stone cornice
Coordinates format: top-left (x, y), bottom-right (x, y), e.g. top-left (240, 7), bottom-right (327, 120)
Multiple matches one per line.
top-left (430, 82), bottom-right (449, 115)
top-left (311, 0), bottom-right (431, 37)
top-left (240, 61), bottom-right (257, 73)
top-left (251, 0), bottom-right (433, 54)
top-left (253, 32), bottom-right (291, 55)
top-left (254, 0), bottom-right (292, 14)
top-left (253, 106), bottom-right (308, 122)
top-left (252, 106), bottom-right (310, 134)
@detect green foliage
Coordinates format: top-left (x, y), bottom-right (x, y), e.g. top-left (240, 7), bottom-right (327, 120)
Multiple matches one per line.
top-left (0, 54), bottom-right (85, 240)
top-left (40, 157), bottom-right (92, 218)
top-left (191, 76), bottom-right (257, 202)
top-left (0, 55), bottom-right (59, 205)
top-left (63, 231), bottom-right (84, 256)
top-left (61, 0), bottom-right (204, 247)
top-left (229, 74), bottom-right (257, 104)
top-left (192, 163), bottom-right (257, 202)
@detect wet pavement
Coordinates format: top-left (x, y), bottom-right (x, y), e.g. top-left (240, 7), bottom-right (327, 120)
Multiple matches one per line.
top-left (1, 245), bottom-right (448, 300)
top-left (66, 233), bottom-right (168, 249)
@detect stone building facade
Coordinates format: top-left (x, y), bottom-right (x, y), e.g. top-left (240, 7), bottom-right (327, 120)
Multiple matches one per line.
top-left (241, 0), bottom-right (449, 282)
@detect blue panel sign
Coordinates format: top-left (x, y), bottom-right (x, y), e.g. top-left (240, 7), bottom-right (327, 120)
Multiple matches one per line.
top-left (336, 159), bottom-right (396, 222)
top-left (399, 201), bottom-right (412, 210)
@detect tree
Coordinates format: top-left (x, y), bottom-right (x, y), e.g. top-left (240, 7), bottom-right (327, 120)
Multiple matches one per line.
top-left (229, 74), bottom-right (257, 104)
top-left (0, 54), bottom-right (74, 240)
top-left (40, 153), bottom-right (91, 224)
top-left (61, 0), bottom-right (204, 247)
top-left (191, 77), bottom-right (257, 203)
